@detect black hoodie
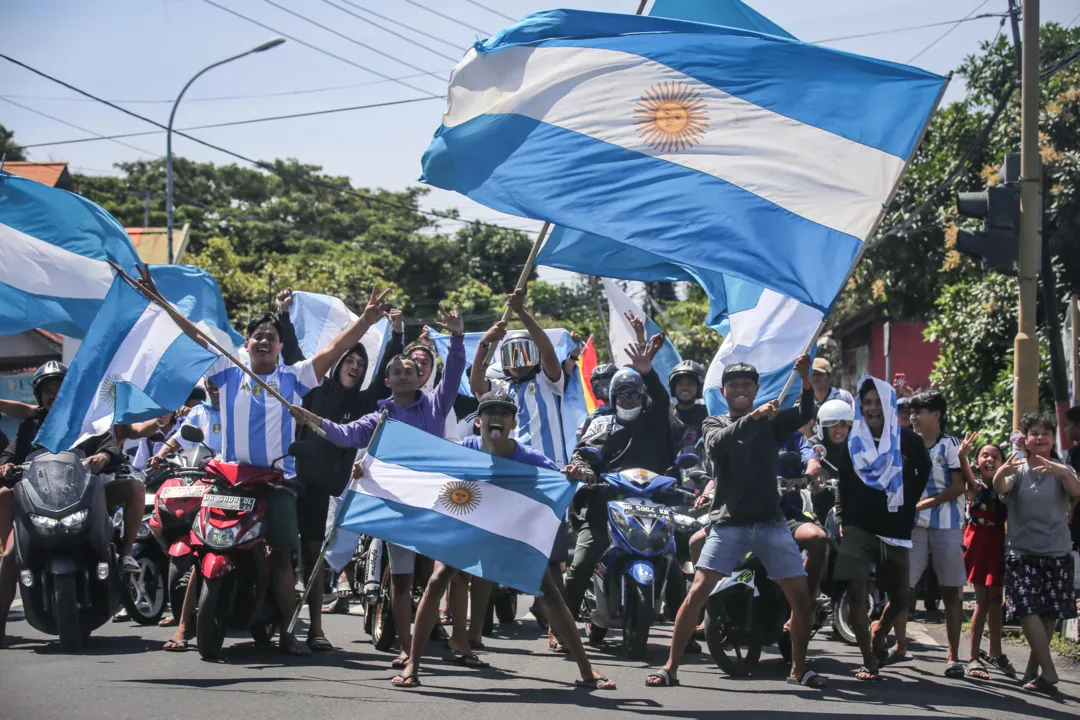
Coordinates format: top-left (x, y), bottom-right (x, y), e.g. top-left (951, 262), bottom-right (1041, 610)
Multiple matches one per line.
top-left (280, 313), bottom-right (404, 496)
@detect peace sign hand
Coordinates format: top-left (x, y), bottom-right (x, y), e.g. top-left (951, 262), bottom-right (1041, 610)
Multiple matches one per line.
top-left (362, 284), bottom-right (392, 324)
top-left (434, 303), bottom-right (464, 337)
top-left (958, 431), bottom-right (978, 459)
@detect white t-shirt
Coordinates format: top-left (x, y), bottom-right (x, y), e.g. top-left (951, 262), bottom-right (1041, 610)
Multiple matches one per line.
top-left (491, 368), bottom-right (565, 466)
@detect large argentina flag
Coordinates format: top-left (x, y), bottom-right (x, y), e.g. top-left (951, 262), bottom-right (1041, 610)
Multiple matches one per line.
top-left (335, 418), bottom-right (577, 594)
top-left (289, 291), bottom-right (390, 390)
top-left (420, 9), bottom-right (946, 317)
top-left (36, 276), bottom-right (218, 452)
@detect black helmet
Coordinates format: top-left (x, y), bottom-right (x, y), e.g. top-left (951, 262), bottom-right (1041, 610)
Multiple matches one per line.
top-left (32, 360), bottom-right (68, 404)
top-left (609, 367), bottom-right (648, 408)
top-left (590, 363), bottom-right (617, 402)
top-left (668, 360), bottom-right (705, 398)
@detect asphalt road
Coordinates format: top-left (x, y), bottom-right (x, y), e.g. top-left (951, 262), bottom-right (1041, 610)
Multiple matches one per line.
top-left (2, 598), bottom-right (1077, 720)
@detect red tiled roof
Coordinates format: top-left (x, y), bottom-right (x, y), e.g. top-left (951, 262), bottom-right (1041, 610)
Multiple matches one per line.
top-left (33, 329), bottom-right (63, 345)
top-left (126, 224), bottom-right (189, 264)
top-left (3, 161), bottom-right (73, 189)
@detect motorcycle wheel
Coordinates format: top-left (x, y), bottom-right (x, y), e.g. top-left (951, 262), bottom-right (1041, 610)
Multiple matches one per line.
top-left (495, 591), bottom-right (517, 625)
top-left (196, 577), bottom-right (229, 660)
top-left (168, 556), bottom-right (193, 621)
top-left (832, 589), bottom-right (872, 646)
top-left (621, 583), bottom-right (654, 661)
top-left (371, 567), bottom-right (396, 652)
top-left (704, 592), bottom-right (761, 677)
top-left (122, 554), bottom-right (167, 626)
top-left (54, 573), bottom-right (84, 653)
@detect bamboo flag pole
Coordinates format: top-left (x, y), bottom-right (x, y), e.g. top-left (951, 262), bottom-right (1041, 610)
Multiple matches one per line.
top-left (287, 410), bottom-right (390, 635)
top-left (108, 261), bottom-right (328, 438)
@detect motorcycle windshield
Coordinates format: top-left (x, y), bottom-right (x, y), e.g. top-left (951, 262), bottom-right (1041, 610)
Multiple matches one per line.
top-left (25, 453), bottom-right (89, 512)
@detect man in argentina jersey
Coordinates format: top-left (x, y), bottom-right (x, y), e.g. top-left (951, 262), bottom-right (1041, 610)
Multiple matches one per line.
top-left (469, 289), bottom-right (566, 466)
top-left (160, 282), bottom-right (393, 657)
top-left (892, 389), bottom-right (967, 678)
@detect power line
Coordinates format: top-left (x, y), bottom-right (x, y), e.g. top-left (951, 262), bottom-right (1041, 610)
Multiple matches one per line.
top-left (253, 0), bottom-right (451, 80)
top-left (315, 0), bottom-right (463, 63)
top-left (401, 0), bottom-right (492, 37)
top-left (812, 12), bottom-right (1008, 45)
top-left (13, 95), bottom-right (440, 150)
top-left (0, 53), bottom-right (536, 237)
top-left (907, 0), bottom-right (992, 63)
top-left (0, 97), bottom-right (161, 158)
top-left (198, 0), bottom-right (440, 98)
top-left (463, 0), bottom-right (516, 23)
top-left (329, 0), bottom-right (464, 52)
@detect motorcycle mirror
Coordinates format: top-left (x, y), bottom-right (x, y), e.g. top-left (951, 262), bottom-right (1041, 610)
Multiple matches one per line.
top-left (180, 425), bottom-right (205, 443)
top-left (813, 444), bottom-right (827, 460)
top-left (674, 452), bottom-right (700, 470)
top-left (288, 441), bottom-right (316, 461)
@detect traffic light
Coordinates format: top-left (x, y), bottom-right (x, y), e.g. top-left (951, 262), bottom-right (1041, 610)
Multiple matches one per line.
top-left (954, 154), bottom-right (1021, 275)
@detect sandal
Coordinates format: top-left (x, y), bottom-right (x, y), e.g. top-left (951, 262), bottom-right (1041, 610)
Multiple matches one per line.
top-left (162, 638), bottom-right (188, 652)
top-left (548, 637), bottom-right (568, 654)
top-left (439, 612), bottom-right (452, 626)
top-left (306, 635), bottom-right (334, 652)
top-left (158, 615), bottom-right (178, 628)
top-left (392, 655), bottom-right (410, 669)
top-left (981, 650), bottom-right (1018, 679)
top-left (854, 666), bottom-right (880, 682)
top-left (645, 668), bottom-right (679, 687)
top-left (964, 659), bottom-right (990, 681)
top-left (788, 670), bottom-right (827, 689)
top-left (575, 675), bottom-right (617, 690)
top-left (883, 649), bottom-right (912, 666)
top-left (391, 674), bottom-right (421, 689)
top-left (944, 662), bottom-right (965, 680)
top-left (1024, 676), bottom-right (1059, 694)
top-left (445, 652), bottom-right (490, 669)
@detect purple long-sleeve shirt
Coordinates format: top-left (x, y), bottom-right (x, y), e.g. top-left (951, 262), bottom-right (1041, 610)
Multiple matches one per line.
top-left (321, 334), bottom-right (465, 448)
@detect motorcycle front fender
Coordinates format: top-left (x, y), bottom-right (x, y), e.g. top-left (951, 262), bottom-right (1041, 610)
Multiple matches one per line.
top-left (627, 560), bottom-right (655, 586)
top-left (48, 555), bottom-right (79, 575)
top-left (201, 552), bottom-right (235, 579)
top-left (168, 538), bottom-right (192, 557)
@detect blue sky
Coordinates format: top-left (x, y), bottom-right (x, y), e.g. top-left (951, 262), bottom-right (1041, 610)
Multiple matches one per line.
top-left (3, 0), bottom-right (1078, 260)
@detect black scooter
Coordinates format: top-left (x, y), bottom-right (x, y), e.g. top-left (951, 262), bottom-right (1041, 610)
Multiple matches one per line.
top-left (11, 450), bottom-right (124, 652)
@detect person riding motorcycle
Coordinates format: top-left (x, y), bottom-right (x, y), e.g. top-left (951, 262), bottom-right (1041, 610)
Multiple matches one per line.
top-left (668, 360), bottom-right (708, 459)
top-left (562, 341), bottom-right (675, 621)
top-left (576, 363), bottom-right (617, 442)
top-left (0, 361), bottom-right (137, 648)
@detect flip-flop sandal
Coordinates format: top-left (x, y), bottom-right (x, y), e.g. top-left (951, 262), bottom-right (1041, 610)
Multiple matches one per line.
top-left (854, 666), bottom-right (880, 682)
top-left (788, 670), bottom-right (827, 689)
top-left (884, 649), bottom-right (912, 666)
top-left (391, 674), bottom-right (421, 689)
top-left (1024, 676), bottom-right (1059, 694)
top-left (392, 655), bottom-right (410, 669)
top-left (981, 651), bottom-right (1018, 679)
top-left (158, 616), bottom-right (178, 628)
top-left (965, 660), bottom-right (990, 680)
top-left (439, 612), bottom-right (452, 625)
top-left (944, 663), bottom-right (965, 679)
top-left (575, 676), bottom-right (616, 690)
top-left (445, 652), bottom-right (490, 669)
top-left (306, 635), bottom-right (334, 652)
top-left (645, 668), bottom-right (679, 687)
top-left (548, 637), bottom-right (568, 654)
top-left (163, 639), bottom-right (188, 652)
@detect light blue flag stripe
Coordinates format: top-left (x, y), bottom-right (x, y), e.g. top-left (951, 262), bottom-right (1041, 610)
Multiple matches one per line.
top-left (150, 265), bottom-right (244, 348)
top-left (650, 0), bottom-right (796, 39)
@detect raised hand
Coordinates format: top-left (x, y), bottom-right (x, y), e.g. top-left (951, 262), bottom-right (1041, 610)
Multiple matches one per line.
top-left (624, 342), bottom-right (652, 375)
top-left (793, 354), bottom-right (812, 381)
top-left (434, 303), bottom-right (464, 337)
top-left (362, 284), bottom-right (392, 324)
top-left (274, 288), bottom-right (294, 314)
top-left (750, 399), bottom-right (780, 421)
top-left (1029, 454), bottom-right (1075, 478)
top-left (506, 288), bottom-right (527, 316)
top-left (482, 320), bottom-right (508, 346)
top-left (958, 431), bottom-right (978, 459)
top-left (623, 310), bottom-right (646, 343)
top-left (646, 332), bottom-right (665, 360)
top-left (389, 308), bottom-right (404, 333)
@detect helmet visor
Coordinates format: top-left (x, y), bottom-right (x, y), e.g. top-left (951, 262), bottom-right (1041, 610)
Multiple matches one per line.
top-left (499, 337), bottom-right (539, 370)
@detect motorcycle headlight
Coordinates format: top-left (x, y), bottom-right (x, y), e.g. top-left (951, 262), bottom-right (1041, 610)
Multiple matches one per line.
top-left (136, 520), bottom-right (151, 540)
top-left (112, 507), bottom-right (124, 528)
top-left (610, 507), bottom-right (631, 537)
top-left (648, 519), bottom-right (673, 550)
top-left (238, 521), bottom-right (263, 545)
top-left (673, 513), bottom-right (696, 532)
top-left (61, 509), bottom-right (89, 530)
top-left (627, 527), bottom-right (650, 551)
top-left (29, 514), bottom-right (59, 530)
top-left (205, 525), bottom-right (238, 549)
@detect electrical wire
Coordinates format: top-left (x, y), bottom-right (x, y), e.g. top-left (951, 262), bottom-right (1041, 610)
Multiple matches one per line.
top-left (401, 0), bottom-right (492, 37)
top-left (329, 0), bottom-right (464, 52)
top-left (315, 0), bottom-right (463, 63)
top-left (0, 52), bottom-right (537, 236)
top-left (198, 0), bottom-right (440, 98)
top-left (907, 0), bottom-right (992, 63)
top-left (463, 0), bottom-right (516, 23)
top-left (812, 12), bottom-right (1008, 45)
top-left (0, 97), bottom-right (161, 158)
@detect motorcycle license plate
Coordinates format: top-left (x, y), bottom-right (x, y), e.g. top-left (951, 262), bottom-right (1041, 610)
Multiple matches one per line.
top-left (160, 485), bottom-right (209, 499)
top-left (623, 503), bottom-right (665, 519)
top-left (202, 494), bottom-right (255, 511)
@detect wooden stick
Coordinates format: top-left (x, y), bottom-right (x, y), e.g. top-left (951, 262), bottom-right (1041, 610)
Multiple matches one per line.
top-left (482, 221), bottom-right (552, 363)
top-left (107, 261), bottom-right (327, 438)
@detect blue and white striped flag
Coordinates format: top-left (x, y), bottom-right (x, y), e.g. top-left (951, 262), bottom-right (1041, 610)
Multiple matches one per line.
top-left (603, 278), bottom-right (681, 384)
top-left (289, 291), bottom-right (390, 390)
top-left (333, 418), bottom-right (576, 593)
top-left (848, 376), bottom-right (904, 512)
top-left (36, 276), bottom-right (218, 452)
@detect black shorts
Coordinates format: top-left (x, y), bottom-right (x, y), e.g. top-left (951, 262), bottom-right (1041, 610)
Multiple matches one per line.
top-left (296, 487), bottom-right (331, 543)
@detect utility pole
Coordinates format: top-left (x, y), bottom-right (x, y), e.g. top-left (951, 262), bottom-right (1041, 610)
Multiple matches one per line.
top-left (1012, 0), bottom-right (1041, 427)
top-left (143, 189), bottom-right (151, 228)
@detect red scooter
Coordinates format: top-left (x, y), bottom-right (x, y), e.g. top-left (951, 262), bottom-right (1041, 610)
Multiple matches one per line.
top-left (189, 432), bottom-right (311, 659)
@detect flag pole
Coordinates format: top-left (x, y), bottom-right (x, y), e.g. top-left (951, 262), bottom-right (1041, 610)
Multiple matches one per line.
top-left (107, 261), bottom-right (327, 438)
top-left (287, 410), bottom-right (390, 635)
top-left (773, 73), bottom-right (953, 406)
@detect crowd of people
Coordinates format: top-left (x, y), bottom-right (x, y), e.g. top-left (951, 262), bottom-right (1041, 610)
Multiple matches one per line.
top-left (1, 282), bottom-right (1079, 696)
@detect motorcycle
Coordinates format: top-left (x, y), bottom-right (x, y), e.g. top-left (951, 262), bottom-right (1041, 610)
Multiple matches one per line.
top-left (188, 429), bottom-right (313, 659)
top-left (11, 450), bottom-right (124, 652)
top-left (148, 439), bottom-right (214, 623)
top-left (115, 466), bottom-right (169, 625)
top-left (665, 452), bottom-right (708, 620)
top-left (357, 536), bottom-right (444, 650)
top-left (577, 447), bottom-right (694, 660)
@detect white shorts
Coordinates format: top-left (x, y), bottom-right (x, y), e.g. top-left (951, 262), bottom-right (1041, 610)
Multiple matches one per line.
top-left (388, 544), bottom-right (416, 575)
top-left (909, 526), bottom-right (967, 588)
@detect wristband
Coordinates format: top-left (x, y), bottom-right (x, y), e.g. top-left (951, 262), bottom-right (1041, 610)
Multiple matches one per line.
top-left (479, 341), bottom-right (491, 349)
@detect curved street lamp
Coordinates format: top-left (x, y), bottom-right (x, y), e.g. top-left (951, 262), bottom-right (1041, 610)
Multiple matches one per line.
top-left (166, 37), bottom-right (285, 263)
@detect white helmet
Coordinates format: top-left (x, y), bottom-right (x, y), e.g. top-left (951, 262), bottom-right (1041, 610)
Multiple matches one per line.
top-left (818, 399), bottom-right (854, 427)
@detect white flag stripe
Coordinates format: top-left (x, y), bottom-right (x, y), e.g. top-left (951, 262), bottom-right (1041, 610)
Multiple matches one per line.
top-left (79, 303), bottom-right (184, 441)
top-left (358, 455), bottom-right (561, 556)
top-left (0, 221), bottom-right (113, 299)
top-left (603, 278), bottom-right (643, 368)
top-left (712, 289), bottom-right (822, 376)
top-left (445, 45), bottom-right (902, 240)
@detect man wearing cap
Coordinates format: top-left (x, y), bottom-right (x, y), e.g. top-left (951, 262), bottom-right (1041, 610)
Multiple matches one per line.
top-left (811, 358), bottom-right (854, 407)
top-left (647, 355), bottom-right (826, 689)
top-left (390, 390), bottom-right (615, 690)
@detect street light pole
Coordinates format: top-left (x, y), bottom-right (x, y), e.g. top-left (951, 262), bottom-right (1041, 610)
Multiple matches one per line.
top-left (166, 37), bottom-right (285, 264)
top-left (1013, 0), bottom-right (1040, 426)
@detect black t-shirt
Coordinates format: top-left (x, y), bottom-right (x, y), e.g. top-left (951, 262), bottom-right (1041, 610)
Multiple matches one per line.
top-left (670, 402), bottom-right (708, 456)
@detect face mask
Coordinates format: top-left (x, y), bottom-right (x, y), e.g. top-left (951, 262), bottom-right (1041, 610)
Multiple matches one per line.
top-left (616, 405), bottom-right (643, 423)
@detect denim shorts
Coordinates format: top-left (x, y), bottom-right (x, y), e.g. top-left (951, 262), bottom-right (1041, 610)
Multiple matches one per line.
top-left (697, 519), bottom-right (806, 580)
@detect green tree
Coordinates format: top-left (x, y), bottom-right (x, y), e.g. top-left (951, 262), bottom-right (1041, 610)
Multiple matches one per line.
top-left (0, 122), bottom-right (27, 162)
